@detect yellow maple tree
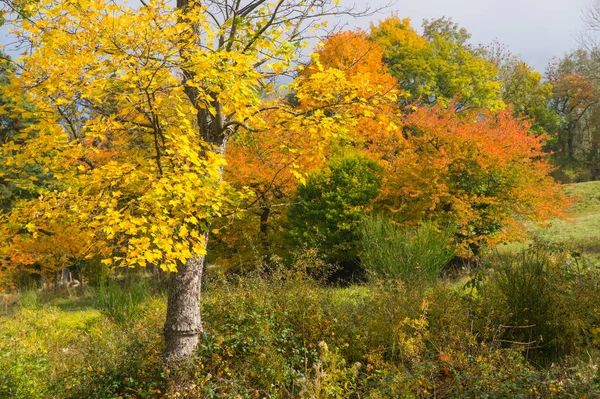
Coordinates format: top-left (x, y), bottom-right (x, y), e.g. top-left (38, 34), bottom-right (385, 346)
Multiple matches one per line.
top-left (0, 0), bottom-right (386, 359)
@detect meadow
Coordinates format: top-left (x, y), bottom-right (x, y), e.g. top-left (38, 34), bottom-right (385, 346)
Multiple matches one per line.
top-left (1, 182), bottom-right (600, 399)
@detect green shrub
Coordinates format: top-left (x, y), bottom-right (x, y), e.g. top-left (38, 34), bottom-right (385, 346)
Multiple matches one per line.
top-left (298, 341), bottom-right (361, 399)
top-left (360, 216), bottom-right (455, 283)
top-left (490, 248), bottom-right (555, 346)
top-left (287, 155), bottom-right (383, 264)
top-left (479, 245), bottom-right (600, 362)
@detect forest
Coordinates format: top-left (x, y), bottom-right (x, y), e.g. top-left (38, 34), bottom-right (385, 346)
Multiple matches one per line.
top-left (1, 0), bottom-right (600, 397)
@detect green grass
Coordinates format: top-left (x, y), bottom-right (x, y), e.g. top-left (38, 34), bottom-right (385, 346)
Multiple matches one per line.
top-left (0, 290), bottom-right (166, 399)
top-left (564, 180), bottom-right (600, 215)
top-left (494, 181), bottom-right (600, 258)
top-left (532, 181), bottom-right (600, 258)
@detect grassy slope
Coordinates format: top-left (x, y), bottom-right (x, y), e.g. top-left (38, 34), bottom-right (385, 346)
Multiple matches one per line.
top-left (535, 181), bottom-right (600, 256)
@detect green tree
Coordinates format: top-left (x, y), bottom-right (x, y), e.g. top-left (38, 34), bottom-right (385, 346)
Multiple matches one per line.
top-left (288, 155), bottom-right (382, 264)
top-left (370, 16), bottom-right (503, 111)
top-left (488, 47), bottom-right (559, 136)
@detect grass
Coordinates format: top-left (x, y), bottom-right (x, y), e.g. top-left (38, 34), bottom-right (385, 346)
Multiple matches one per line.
top-left (0, 289), bottom-right (166, 399)
top-left (533, 181), bottom-right (600, 258)
top-left (2, 268), bottom-right (600, 398)
top-left (493, 181), bottom-right (600, 259)
top-left (360, 217), bottom-right (455, 283)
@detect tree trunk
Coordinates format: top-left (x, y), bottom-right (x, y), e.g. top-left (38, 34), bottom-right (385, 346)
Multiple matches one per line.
top-left (54, 268), bottom-right (70, 291)
top-left (567, 129), bottom-right (576, 160)
top-left (164, 0), bottom-right (227, 362)
top-left (163, 249), bottom-right (206, 360)
top-left (259, 205), bottom-right (271, 252)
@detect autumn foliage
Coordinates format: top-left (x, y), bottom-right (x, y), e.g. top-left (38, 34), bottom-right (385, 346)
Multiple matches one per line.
top-left (213, 28), bottom-right (568, 266)
top-left (370, 16), bottom-right (504, 111)
top-left (0, 8), bottom-right (568, 280)
top-left (304, 31), bottom-right (565, 255)
top-left (381, 107), bottom-right (567, 252)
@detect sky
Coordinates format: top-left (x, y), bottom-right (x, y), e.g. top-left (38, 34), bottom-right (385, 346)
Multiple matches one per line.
top-left (0, 0), bottom-right (590, 74)
top-left (335, 0), bottom-right (589, 73)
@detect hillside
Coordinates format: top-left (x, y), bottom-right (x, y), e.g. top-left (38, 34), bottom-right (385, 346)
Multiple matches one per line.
top-left (534, 180), bottom-right (600, 258)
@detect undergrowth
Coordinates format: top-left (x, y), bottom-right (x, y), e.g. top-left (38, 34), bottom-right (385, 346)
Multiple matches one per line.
top-left (2, 246), bottom-right (600, 398)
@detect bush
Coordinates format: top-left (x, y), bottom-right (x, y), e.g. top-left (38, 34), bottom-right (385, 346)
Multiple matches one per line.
top-left (287, 155), bottom-right (383, 265)
top-left (487, 248), bottom-right (555, 348)
top-left (3, 255), bottom-right (600, 398)
top-left (360, 216), bottom-right (455, 283)
top-left (479, 245), bottom-right (600, 362)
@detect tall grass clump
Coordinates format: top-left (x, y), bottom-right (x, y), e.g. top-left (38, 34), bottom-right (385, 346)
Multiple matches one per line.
top-left (480, 246), bottom-right (571, 361)
top-left (95, 277), bottom-right (153, 324)
top-left (360, 216), bottom-right (455, 283)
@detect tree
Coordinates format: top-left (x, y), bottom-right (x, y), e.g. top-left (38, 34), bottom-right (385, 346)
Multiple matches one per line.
top-left (547, 51), bottom-right (600, 167)
top-left (421, 16), bottom-right (470, 46)
top-left (0, 53), bottom-right (76, 288)
top-left (379, 106), bottom-right (567, 254)
top-left (212, 29), bottom-right (399, 269)
top-left (286, 27), bottom-right (565, 256)
top-left (287, 155), bottom-right (382, 264)
top-left (556, 2), bottom-right (600, 178)
top-left (484, 43), bottom-right (558, 136)
top-left (369, 16), bottom-right (504, 111)
top-left (288, 27), bottom-right (565, 256)
top-left (0, 0), bottom-right (385, 360)
top-left (0, 53), bottom-right (40, 212)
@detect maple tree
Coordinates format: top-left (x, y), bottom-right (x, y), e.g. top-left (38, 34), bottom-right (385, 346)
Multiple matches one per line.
top-left (264, 28), bottom-right (566, 258)
top-left (380, 106), bottom-right (567, 254)
top-left (213, 29), bottom-right (399, 268)
top-left (213, 108), bottom-right (328, 269)
top-left (0, 55), bottom-right (34, 213)
top-left (0, 0), bottom-right (388, 359)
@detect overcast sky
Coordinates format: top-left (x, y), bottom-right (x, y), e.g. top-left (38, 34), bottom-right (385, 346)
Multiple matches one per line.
top-left (0, 0), bottom-right (590, 74)
top-left (337, 0), bottom-right (589, 73)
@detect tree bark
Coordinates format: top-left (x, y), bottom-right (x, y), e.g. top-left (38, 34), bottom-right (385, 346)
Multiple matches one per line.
top-left (259, 205), bottom-right (271, 252)
top-left (162, 0), bottom-right (215, 362)
top-left (163, 249), bottom-right (206, 360)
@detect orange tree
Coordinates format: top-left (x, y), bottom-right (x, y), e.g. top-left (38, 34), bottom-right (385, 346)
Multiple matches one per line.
top-left (380, 106), bottom-right (568, 254)
top-left (213, 30), bottom-right (400, 268)
top-left (0, 0), bottom-right (387, 359)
